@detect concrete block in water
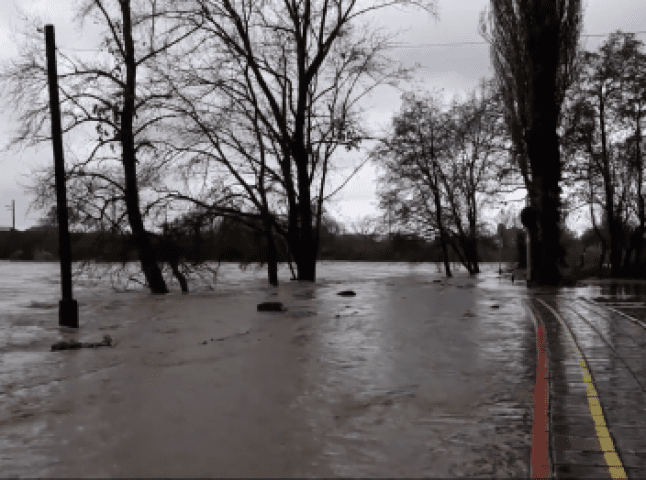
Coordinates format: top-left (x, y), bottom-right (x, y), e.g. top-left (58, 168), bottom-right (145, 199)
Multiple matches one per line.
top-left (257, 302), bottom-right (285, 312)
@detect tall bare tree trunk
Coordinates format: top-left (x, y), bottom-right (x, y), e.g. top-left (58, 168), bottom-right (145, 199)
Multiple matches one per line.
top-left (120, 0), bottom-right (168, 294)
top-left (294, 146), bottom-right (317, 281)
top-left (432, 168), bottom-right (452, 277)
top-left (439, 231), bottom-right (452, 278)
top-left (468, 206), bottom-right (480, 274)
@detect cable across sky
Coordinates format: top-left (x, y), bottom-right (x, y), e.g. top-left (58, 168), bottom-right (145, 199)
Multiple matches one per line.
top-left (388, 30), bottom-right (646, 48)
top-left (61, 30), bottom-right (646, 52)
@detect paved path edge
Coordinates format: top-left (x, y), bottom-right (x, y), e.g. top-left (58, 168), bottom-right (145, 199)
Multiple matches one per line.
top-left (525, 300), bottom-right (552, 479)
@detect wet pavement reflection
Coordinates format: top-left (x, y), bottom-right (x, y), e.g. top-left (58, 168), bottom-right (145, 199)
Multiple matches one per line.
top-left (528, 282), bottom-right (646, 479)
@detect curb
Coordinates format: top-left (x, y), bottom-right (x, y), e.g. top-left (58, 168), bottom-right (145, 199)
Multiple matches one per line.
top-left (524, 299), bottom-right (552, 479)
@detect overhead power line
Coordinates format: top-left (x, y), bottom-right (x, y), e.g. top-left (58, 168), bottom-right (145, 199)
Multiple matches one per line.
top-left (60, 30), bottom-right (646, 52)
top-left (388, 30), bottom-right (646, 48)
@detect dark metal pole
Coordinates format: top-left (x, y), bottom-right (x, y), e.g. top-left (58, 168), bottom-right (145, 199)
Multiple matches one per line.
top-left (12, 200), bottom-right (15, 230)
top-left (45, 24), bottom-right (78, 329)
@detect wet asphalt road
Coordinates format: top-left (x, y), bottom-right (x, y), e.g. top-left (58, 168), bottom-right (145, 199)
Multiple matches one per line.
top-left (528, 287), bottom-right (646, 479)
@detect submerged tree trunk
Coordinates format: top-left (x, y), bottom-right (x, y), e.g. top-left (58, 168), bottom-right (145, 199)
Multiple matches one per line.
top-left (295, 148), bottom-right (317, 282)
top-left (169, 258), bottom-right (188, 293)
top-left (264, 221), bottom-right (279, 287)
top-left (124, 193), bottom-right (168, 293)
top-left (470, 236), bottom-right (480, 274)
top-left (439, 231), bottom-right (452, 278)
top-left (468, 210), bottom-right (480, 274)
top-left (296, 245), bottom-right (317, 282)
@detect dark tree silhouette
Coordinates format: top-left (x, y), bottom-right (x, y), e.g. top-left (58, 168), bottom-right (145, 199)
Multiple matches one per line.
top-left (160, 0), bottom-right (437, 282)
top-left (562, 32), bottom-right (646, 277)
top-left (374, 82), bottom-right (509, 276)
top-left (1, 0), bottom-right (203, 293)
top-left (480, 0), bottom-right (583, 286)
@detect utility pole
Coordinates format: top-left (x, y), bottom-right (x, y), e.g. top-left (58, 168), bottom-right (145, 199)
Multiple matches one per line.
top-left (46, 24), bottom-right (78, 329)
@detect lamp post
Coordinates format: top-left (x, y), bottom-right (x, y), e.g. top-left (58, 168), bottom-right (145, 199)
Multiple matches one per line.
top-left (45, 25), bottom-right (78, 328)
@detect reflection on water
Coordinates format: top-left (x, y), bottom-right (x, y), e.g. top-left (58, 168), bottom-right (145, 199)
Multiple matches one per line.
top-left (576, 281), bottom-right (646, 300)
top-left (602, 283), bottom-right (646, 298)
top-left (278, 275), bottom-right (535, 477)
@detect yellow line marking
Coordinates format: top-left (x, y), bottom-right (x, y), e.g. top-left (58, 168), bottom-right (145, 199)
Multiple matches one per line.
top-left (536, 299), bottom-right (628, 480)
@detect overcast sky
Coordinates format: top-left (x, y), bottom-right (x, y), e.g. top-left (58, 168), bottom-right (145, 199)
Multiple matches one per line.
top-left (0, 0), bottom-right (645, 231)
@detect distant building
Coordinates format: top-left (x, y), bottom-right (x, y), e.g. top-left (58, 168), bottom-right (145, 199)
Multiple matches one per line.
top-left (0, 227), bottom-right (15, 232)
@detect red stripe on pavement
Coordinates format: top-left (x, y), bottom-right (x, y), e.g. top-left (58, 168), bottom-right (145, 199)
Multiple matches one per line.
top-left (530, 306), bottom-right (551, 479)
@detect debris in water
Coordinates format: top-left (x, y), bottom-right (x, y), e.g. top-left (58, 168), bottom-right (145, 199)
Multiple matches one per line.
top-left (337, 290), bottom-right (356, 296)
top-left (51, 335), bottom-right (112, 351)
top-left (257, 302), bottom-right (285, 312)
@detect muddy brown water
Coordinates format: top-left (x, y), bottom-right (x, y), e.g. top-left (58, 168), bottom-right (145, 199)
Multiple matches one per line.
top-left (1, 261), bottom-right (536, 477)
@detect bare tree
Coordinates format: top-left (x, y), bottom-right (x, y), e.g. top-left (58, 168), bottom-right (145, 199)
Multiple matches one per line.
top-left (1, 0), bottom-right (204, 293)
top-left (375, 90), bottom-right (454, 276)
top-left (562, 32), bottom-right (646, 276)
top-left (440, 80), bottom-right (510, 273)
top-left (480, 0), bottom-right (583, 286)
top-left (156, 0), bottom-right (437, 282)
top-left (374, 82), bottom-right (509, 276)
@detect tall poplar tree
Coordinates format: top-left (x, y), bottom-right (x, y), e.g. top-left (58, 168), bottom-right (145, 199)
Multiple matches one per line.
top-left (480, 0), bottom-right (583, 285)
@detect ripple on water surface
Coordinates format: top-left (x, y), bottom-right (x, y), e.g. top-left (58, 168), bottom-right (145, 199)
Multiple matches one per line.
top-left (0, 261), bottom-right (533, 477)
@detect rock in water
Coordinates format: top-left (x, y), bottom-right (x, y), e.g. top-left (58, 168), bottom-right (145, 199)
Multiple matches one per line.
top-left (337, 290), bottom-right (356, 297)
top-left (257, 302), bottom-right (285, 312)
top-left (51, 335), bottom-right (112, 351)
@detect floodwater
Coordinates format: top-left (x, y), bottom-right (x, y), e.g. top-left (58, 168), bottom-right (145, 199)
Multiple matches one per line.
top-left (1, 261), bottom-right (538, 477)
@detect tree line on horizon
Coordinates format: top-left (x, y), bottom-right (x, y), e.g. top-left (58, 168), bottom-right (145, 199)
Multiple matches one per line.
top-left (0, 216), bottom-right (535, 267)
top-left (0, 210), bottom-right (617, 280)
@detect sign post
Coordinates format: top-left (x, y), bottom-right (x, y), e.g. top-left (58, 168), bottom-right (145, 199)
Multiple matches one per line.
top-left (45, 24), bottom-right (78, 328)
